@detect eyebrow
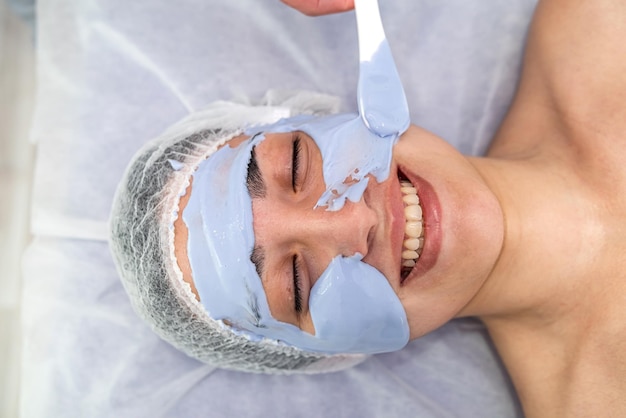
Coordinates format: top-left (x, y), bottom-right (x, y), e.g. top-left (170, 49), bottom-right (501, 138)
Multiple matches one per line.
top-left (246, 144), bottom-right (266, 199)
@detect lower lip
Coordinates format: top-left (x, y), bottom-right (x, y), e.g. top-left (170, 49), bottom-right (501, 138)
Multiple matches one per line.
top-left (398, 168), bottom-right (442, 284)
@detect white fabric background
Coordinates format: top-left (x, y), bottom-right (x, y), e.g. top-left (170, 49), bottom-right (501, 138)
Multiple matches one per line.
top-left (22, 0), bottom-right (536, 416)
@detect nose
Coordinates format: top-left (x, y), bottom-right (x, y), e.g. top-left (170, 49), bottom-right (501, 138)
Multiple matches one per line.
top-left (299, 198), bottom-right (378, 259)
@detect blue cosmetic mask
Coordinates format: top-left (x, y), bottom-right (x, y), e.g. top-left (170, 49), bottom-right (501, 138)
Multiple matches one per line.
top-left (182, 1), bottom-right (412, 353)
top-left (183, 113), bottom-right (410, 354)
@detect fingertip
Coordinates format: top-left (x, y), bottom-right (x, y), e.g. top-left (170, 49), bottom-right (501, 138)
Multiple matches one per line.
top-left (280, 0), bottom-right (355, 17)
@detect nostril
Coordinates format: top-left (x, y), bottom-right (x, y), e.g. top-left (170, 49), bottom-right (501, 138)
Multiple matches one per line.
top-left (322, 198), bottom-right (377, 256)
top-left (366, 225), bottom-right (375, 254)
top-left (348, 227), bottom-right (373, 259)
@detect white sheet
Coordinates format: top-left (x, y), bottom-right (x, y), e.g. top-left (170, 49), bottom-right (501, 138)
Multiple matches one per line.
top-left (22, 0), bottom-right (536, 416)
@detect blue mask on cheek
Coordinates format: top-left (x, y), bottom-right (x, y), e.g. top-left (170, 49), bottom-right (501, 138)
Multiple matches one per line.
top-left (182, 113), bottom-right (410, 354)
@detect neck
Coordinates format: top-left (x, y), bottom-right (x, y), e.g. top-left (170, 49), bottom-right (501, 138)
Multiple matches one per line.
top-left (464, 148), bottom-right (610, 321)
top-left (463, 149), bottom-right (626, 416)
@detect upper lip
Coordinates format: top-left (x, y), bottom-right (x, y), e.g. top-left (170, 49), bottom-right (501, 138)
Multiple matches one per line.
top-left (364, 167), bottom-right (406, 285)
top-left (360, 173), bottom-right (396, 278)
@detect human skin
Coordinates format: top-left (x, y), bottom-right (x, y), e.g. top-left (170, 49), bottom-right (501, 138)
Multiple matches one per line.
top-left (280, 0), bottom-right (354, 16)
top-left (459, 0), bottom-right (626, 415)
top-left (175, 0), bottom-right (626, 415)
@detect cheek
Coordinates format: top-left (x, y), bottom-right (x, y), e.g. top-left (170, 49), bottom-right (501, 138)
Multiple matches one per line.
top-left (401, 293), bottom-right (464, 339)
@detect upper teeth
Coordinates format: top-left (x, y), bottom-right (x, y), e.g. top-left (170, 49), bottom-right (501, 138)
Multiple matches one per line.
top-left (400, 180), bottom-right (424, 266)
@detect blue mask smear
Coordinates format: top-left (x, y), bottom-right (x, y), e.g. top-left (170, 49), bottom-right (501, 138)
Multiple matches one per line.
top-left (246, 114), bottom-right (392, 212)
top-left (183, 113), bottom-right (410, 354)
top-left (183, 3), bottom-right (412, 353)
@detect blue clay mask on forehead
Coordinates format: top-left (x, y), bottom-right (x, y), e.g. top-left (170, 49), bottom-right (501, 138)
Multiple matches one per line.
top-left (183, 114), bottom-right (409, 354)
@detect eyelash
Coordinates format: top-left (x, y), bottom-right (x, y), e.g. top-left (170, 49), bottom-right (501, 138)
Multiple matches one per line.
top-left (291, 135), bottom-right (302, 192)
top-left (290, 134), bottom-right (305, 315)
top-left (292, 254), bottom-right (303, 314)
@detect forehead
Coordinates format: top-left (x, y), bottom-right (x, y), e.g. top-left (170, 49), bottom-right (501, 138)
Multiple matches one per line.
top-left (225, 133), bottom-right (251, 148)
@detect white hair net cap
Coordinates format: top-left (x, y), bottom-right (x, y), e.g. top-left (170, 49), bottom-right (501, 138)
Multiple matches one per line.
top-left (109, 90), bottom-right (368, 373)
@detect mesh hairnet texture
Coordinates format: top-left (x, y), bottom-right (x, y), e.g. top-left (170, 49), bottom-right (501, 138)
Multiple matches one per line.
top-left (109, 91), bottom-right (368, 374)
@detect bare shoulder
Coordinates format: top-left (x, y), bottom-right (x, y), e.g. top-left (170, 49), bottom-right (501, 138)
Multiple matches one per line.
top-left (490, 0), bottom-right (626, 156)
top-left (529, 0), bottom-right (626, 115)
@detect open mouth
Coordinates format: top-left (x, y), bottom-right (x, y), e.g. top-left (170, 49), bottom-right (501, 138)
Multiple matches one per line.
top-left (398, 171), bottom-right (425, 282)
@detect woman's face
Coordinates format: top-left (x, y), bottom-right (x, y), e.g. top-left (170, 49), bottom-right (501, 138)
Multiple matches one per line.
top-left (222, 124), bottom-right (504, 339)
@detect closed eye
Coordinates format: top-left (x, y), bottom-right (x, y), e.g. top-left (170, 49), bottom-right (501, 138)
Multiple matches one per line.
top-left (292, 254), bottom-right (303, 314)
top-left (292, 134), bottom-right (302, 192)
